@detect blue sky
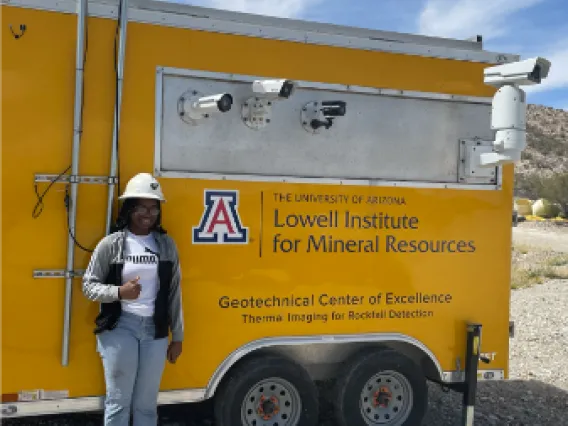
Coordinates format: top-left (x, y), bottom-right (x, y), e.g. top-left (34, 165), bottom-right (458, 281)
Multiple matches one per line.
top-left (164, 0), bottom-right (567, 110)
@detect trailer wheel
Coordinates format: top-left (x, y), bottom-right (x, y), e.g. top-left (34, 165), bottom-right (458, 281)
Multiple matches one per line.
top-left (333, 348), bottom-right (427, 426)
top-left (214, 354), bottom-right (319, 426)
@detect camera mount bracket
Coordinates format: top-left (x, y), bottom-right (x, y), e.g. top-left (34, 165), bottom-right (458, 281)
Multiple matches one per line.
top-left (301, 101), bottom-right (329, 134)
top-left (241, 96), bottom-right (273, 130)
top-left (178, 89), bottom-right (208, 124)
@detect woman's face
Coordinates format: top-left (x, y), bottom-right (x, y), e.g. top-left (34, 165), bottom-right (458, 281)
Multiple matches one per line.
top-left (130, 198), bottom-right (160, 233)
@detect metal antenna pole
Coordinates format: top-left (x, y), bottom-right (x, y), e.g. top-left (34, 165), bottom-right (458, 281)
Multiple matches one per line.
top-left (62, 0), bottom-right (88, 367)
top-left (105, 0), bottom-right (129, 235)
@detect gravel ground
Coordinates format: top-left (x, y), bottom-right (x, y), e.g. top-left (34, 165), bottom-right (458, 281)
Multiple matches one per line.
top-left (420, 278), bottom-right (568, 426)
top-left (5, 279), bottom-right (567, 426)
top-left (513, 222), bottom-right (568, 253)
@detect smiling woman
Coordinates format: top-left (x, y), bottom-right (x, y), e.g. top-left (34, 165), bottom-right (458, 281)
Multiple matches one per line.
top-left (82, 173), bottom-right (184, 426)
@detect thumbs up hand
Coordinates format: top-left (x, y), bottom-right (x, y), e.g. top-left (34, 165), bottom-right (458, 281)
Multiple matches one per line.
top-left (119, 276), bottom-right (142, 300)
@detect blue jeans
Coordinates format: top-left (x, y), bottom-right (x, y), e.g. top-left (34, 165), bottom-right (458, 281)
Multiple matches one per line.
top-left (97, 311), bottom-right (169, 426)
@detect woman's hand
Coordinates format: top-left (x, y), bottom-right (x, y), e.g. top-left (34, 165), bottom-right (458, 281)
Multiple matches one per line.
top-left (167, 341), bottom-right (183, 364)
top-left (119, 277), bottom-right (141, 300)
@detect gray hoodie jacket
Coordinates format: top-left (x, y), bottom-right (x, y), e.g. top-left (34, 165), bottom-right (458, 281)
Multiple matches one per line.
top-left (82, 229), bottom-right (184, 342)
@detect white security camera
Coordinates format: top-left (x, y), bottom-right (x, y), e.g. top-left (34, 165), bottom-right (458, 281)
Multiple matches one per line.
top-left (239, 79), bottom-right (296, 130)
top-left (478, 84), bottom-right (527, 166)
top-left (477, 56), bottom-right (551, 167)
top-left (251, 79), bottom-right (296, 99)
top-left (178, 90), bottom-right (233, 124)
top-left (484, 57), bottom-right (551, 87)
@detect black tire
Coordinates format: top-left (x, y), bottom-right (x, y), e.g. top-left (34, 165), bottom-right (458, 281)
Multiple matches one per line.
top-left (214, 354), bottom-right (319, 426)
top-left (333, 348), bottom-right (428, 426)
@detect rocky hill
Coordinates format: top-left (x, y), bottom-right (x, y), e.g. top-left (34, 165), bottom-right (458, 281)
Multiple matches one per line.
top-left (514, 104), bottom-right (568, 203)
top-left (517, 104), bottom-right (568, 177)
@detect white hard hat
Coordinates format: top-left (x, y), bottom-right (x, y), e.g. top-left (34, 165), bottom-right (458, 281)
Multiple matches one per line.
top-left (118, 173), bottom-right (166, 202)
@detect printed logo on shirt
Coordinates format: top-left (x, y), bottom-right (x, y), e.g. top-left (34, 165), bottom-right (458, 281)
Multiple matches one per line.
top-left (125, 254), bottom-right (158, 264)
top-left (193, 189), bottom-right (249, 244)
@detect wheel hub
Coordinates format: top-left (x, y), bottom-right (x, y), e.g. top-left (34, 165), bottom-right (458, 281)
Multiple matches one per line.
top-left (373, 386), bottom-right (392, 408)
top-left (241, 378), bottom-right (302, 426)
top-left (359, 371), bottom-right (413, 425)
top-left (257, 395), bottom-right (280, 419)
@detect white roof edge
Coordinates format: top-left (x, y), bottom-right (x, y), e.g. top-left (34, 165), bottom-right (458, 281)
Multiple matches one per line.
top-left (2, 0), bottom-right (521, 64)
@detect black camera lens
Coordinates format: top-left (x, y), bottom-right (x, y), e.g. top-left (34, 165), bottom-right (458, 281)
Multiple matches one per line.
top-left (217, 94), bottom-right (233, 112)
top-left (279, 81), bottom-right (294, 98)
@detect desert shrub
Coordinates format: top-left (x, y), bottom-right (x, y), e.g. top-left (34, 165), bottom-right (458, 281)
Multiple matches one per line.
top-left (515, 172), bottom-right (568, 215)
top-left (526, 123), bottom-right (568, 157)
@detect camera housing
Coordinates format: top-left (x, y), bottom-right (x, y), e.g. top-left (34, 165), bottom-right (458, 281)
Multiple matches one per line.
top-left (321, 100), bottom-right (347, 118)
top-left (178, 90), bottom-right (233, 124)
top-left (301, 100), bottom-right (347, 134)
top-left (478, 84), bottom-right (527, 166)
top-left (477, 56), bottom-right (551, 167)
top-left (239, 79), bottom-right (296, 130)
top-left (484, 57), bottom-right (551, 87)
top-left (251, 79), bottom-right (296, 99)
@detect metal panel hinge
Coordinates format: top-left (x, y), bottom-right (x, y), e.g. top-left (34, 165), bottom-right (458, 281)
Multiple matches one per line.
top-left (34, 174), bottom-right (119, 185)
top-left (33, 269), bottom-right (86, 279)
top-left (458, 139), bottom-right (499, 185)
top-left (509, 321), bottom-right (515, 338)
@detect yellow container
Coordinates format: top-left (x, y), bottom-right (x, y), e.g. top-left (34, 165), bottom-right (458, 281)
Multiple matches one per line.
top-left (514, 198), bottom-right (533, 216)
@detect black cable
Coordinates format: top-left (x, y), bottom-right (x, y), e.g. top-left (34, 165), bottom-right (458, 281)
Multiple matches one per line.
top-left (33, 13), bottom-right (94, 254)
top-left (32, 166), bottom-right (71, 219)
top-left (64, 185), bottom-right (93, 253)
top-left (32, 3), bottom-right (124, 251)
top-left (31, 15), bottom-right (89, 220)
top-left (64, 13), bottom-right (94, 253)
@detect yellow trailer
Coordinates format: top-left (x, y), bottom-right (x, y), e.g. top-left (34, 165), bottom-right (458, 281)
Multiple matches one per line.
top-left (1, 0), bottom-right (551, 425)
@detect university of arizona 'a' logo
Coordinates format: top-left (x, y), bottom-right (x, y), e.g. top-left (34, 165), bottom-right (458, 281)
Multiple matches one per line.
top-left (192, 190), bottom-right (249, 244)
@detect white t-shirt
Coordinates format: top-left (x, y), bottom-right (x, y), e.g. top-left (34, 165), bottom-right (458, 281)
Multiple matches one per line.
top-left (121, 230), bottom-right (159, 317)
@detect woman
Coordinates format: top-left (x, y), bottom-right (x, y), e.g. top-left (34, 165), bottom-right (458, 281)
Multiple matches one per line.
top-left (82, 172), bottom-right (184, 426)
